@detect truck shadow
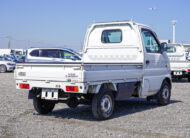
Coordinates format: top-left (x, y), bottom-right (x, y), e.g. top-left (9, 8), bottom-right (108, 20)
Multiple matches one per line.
top-left (39, 98), bottom-right (181, 121)
top-left (172, 78), bottom-right (189, 83)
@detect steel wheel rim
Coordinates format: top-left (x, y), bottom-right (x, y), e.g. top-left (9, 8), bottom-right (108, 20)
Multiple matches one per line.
top-left (100, 95), bottom-right (112, 115)
top-left (0, 65), bottom-right (5, 72)
top-left (162, 86), bottom-right (169, 100)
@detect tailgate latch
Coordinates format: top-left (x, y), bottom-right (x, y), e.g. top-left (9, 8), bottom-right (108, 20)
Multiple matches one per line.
top-left (45, 80), bottom-right (50, 83)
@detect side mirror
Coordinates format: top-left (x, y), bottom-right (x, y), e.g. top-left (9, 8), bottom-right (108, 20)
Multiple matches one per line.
top-left (160, 42), bottom-right (167, 53)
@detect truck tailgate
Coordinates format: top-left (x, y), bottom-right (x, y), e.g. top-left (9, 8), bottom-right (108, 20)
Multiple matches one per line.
top-left (170, 61), bottom-right (190, 71)
top-left (15, 63), bottom-right (83, 82)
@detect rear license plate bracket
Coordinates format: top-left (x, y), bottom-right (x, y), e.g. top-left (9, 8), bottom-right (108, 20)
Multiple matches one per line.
top-left (173, 71), bottom-right (182, 76)
top-left (41, 89), bottom-right (58, 100)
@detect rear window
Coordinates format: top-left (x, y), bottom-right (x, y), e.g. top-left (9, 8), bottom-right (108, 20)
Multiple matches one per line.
top-left (165, 46), bottom-right (176, 53)
top-left (101, 29), bottom-right (122, 43)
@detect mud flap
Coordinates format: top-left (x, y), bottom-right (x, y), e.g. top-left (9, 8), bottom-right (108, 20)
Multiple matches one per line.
top-left (28, 91), bottom-right (35, 99)
top-left (28, 89), bottom-right (41, 99)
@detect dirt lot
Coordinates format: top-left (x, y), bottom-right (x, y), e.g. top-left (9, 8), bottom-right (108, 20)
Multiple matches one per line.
top-left (0, 73), bottom-right (190, 138)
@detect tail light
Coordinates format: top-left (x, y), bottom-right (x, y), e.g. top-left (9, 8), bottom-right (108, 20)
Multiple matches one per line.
top-left (188, 69), bottom-right (190, 72)
top-left (19, 83), bottom-right (30, 89)
top-left (66, 86), bottom-right (79, 92)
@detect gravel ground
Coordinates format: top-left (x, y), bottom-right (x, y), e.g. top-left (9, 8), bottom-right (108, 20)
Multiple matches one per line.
top-left (0, 73), bottom-right (190, 138)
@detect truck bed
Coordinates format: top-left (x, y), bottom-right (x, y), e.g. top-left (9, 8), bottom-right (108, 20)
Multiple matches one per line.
top-left (15, 62), bottom-right (143, 92)
top-left (170, 61), bottom-right (190, 71)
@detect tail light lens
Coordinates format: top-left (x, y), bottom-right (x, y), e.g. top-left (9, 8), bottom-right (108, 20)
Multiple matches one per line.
top-left (66, 86), bottom-right (79, 92)
top-left (19, 83), bottom-right (30, 89)
top-left (188, 69), bottom-right (190, 72)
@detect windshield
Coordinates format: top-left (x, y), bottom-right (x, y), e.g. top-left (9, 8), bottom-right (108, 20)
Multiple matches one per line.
top-left (0, 56), bottom-right (12, 61)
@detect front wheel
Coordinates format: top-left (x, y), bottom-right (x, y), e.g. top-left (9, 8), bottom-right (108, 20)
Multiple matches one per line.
top-left (157, 81), bottom-right (171, 105)
top-left (92, 89), bottom-right (115, 120)
top-left (33, 96), bottom-right (55, 114)
top-left (0, 65), bottom-right (7, 73)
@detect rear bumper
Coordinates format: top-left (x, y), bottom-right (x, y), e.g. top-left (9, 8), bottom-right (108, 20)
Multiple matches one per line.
top-left (171, 70), bottom-right (190, 78)
top-left (15, 79), bottom-right (87, 94)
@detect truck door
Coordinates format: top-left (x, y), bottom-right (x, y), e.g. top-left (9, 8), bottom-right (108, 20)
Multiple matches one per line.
top-left (141, 28), bottom-right (167, 96)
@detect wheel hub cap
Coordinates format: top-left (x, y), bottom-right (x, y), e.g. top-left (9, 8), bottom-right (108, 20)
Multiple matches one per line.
top-left (0, 66), bottom-right (5, 72)
top-left (162, 87), bottom-right (169, 100)
top-left (101, 96), bottom-right (112, 113)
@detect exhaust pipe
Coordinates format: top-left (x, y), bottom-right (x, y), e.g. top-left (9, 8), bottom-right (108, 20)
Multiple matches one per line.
top-left (67, 97), bottom-right (78, 108)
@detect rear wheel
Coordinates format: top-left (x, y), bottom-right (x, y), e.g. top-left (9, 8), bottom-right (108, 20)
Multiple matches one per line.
top-left (0, 65), bottom-right (7, 73)
top-left (146, 96), bottom-right (153, 102)
top-left (188, 75), bottom-right (190, 82)
top-left (177, 77), bottom-right (182, 80)
top-left (157, 80), bottom-right (171, 105)
top-left (33, 96), bottom-right (55, 114)
top-left (92, 89), bottom-right (115, 120)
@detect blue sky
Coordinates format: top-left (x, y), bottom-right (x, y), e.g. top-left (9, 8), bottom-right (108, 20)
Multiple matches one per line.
top-left (0, 0), bottom-right (189, 50)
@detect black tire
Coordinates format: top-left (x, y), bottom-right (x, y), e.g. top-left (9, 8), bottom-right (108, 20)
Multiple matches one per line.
top-left (0, 65), bottom-right (7, 73)
top-left (92, 89), bottom-right (115, 120)
top-left (157, 80), bottom-right (171, 105)
top-left (177, 77), bottom-right (182, 80)
top-left (146, 96), bottom-right (152, 102)
top-left (33, 97), bottom-right (55, 114)
top-left (188, 76), bottom-right (190, 82)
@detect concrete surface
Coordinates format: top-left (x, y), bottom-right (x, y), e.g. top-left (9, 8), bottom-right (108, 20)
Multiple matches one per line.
top-left (0, 73), bottom-right (190, 138)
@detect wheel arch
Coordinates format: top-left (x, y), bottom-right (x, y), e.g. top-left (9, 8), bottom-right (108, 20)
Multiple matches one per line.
top-left (88, 82), bottom-right (117, 94)
top-left (164, 77), bottom-right (172, 89)
top-left (100, 83), bottom-right (117, 91)
top-left (0, 64), bottom-right (7, 67)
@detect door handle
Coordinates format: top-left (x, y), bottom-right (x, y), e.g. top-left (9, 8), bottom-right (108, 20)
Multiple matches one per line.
top-left (146, 60), bottom-right (150, 64)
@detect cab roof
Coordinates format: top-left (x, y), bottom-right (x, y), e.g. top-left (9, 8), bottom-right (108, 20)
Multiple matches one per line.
top-left (89, 20), bottom-right (149, 28)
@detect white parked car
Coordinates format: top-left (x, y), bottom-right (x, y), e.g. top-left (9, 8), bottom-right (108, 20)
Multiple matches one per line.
top-left (15, 21), bottom-right (171, 119)
top-left (25, 47), bottom-right (81, 62)
top-left (186, 50), bottom-right (190, 61)
top-left (0, 56), bottom-right (15, 73)
top-left (0, 49), bottom-right (12, 56)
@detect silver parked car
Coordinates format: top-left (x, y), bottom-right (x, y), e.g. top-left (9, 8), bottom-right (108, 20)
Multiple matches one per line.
top-left (25, 47), bottom-right (82, 62)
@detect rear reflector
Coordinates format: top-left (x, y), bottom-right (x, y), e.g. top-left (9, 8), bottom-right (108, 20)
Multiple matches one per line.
top-left (66, 86), bottom-right (79, 92)
top-left (19, 83), bottom-right (30, 89)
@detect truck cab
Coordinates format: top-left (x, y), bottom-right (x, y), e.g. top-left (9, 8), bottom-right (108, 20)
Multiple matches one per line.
top-left (15, 21), bottom-right (171, 119)
top-left (165, 43), bottom-right (186, 61)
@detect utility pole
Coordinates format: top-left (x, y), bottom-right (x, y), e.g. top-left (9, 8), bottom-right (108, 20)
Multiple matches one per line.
top-left (8, 36), bottom-right (11, 49)
top-left (172, 20), bottom-right (177, 43)
top-left (0, 35), bottom-right (12, 49)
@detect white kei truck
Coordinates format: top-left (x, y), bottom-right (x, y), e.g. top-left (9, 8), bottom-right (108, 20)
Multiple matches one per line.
top-left (15, 21), bottom-right (172, 120)
top-left (165, 43), bottom-right (190, 81)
